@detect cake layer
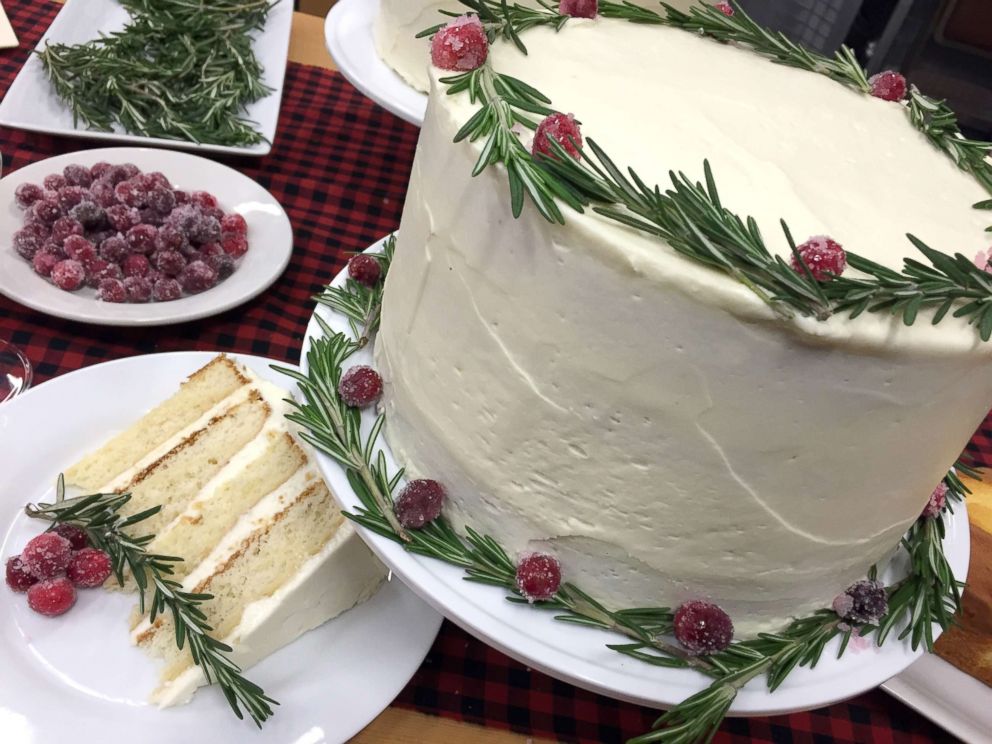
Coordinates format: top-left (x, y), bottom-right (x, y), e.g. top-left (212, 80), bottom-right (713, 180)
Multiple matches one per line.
top-left (376, 18), bottom-right (992, 634)
top-left (65, 356), bottom-right (249, 490)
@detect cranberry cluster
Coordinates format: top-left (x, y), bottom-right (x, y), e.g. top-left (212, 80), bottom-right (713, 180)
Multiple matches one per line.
top-left (5, 524), bottom-right (113, 617)
top-left (12, 163), bottom-right (249, 304)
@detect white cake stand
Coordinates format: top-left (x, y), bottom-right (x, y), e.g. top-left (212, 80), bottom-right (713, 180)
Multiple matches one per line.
top-left (324, 0), bottom-right (428, 127)
top-left (301, 236), bottom-right (972, 716)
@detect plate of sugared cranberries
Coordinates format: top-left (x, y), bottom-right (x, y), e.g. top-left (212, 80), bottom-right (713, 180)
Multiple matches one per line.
top-left (0, 148), bottom-right (292, 326)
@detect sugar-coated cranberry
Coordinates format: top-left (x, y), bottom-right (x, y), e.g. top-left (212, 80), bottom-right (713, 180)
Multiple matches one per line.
top-left (126, 224), bottom-right (158, 254)
top-left (189, 190), bottom-right (218, 209)
top-left (63, 235), bottom-right (96, 263)
top-left (178, 260), bottom-right (218, 293)
top-left (13, 228), bottom-right (45, 260)
top-left (43, 173), bottom-right (67, 191)
top-left (99, 235), bottom-right (129, 264)
top-left (674, 600), bottom-right (734, 655)
top-left (114, 179), bottom-right (147, 208)
top-left (338, 365), bottom-right (383, 407)
top-left (121, 253), bottom-right (151, 278)
top-left (96, 277), bottom-right (127, 303)
top-left (431, 16), bottom-right (488, 71)
top-left (221, 233), bottom-right (249, 258)
top-left (21, 532), bottom-right (73, 579)
top-left (105, 204), bottom-right (141, 232)
top-left (31, 196), bottom-right (62, 225)
top-left (348, 254), bottom-right (381, 287)
top-left (51, 259), bottom-right (86, 291)
top-left (132, 172), bottom-right (156, 191)
top-left (66, 548), bottom-right (112, 588)
top-left (394, 479), bottom-right (446, 529)
top-left (89, 161), bottom-right (113, 180)
top-left (173, 190), bottom-right (190, 205)
top-left (56, 185), bottom-right (88, 212)
top-left (154, 223), bottom-right (186, 253)
top-left (105, 165), bottom-right (130, 185)
top-left (120, 163), bottom-right (140, 179)
top-left (833, 579), bottom-right (888, 624)
top-left (146, 171), bottom-right (170, 189)
top-left (5, 555), bottom-right (38, 592)
top-left (50, 217), bottom-right (84, 246)
top-left (189, 216), bottom-right (221, 245)
top-left (86, 259), bottom-right (123, 289)
top-left (70, 201), bottom-right (106, 229)
top-left (560, 0), bottom-right (597, 18)
top-left (790, 235), bottom-right (846, 281)
top-left (27, 577), bottom-right (76, 617)
top-left (152, 277), bottom-right (182, 302)
top-left (869, 71), bottom-right (907, 102)
top-left (200, 241), bottom-right (224, 258)
top-left (52, 523), bottom-right (89, 550)
top-left (515, 553), bottom-right (562, 601)
top-left (220, 213), bottom-right (248, 236)
top-left (533, 113), bottom-right (583, 159)
top-left (922, 482), bottom-right (948, 519)
top-left (123, 276), bottom-right (153, 303)
top-left (165, 204), bottom-right (200, 234)
top-left (33, 250), bottom-right (61, 277)
top-left (88, 179), bottom-right (118, 208)
top-left (63, 163), bottom-right (93, 187)
top-left (146, 185), bottom-right (176, 215)
top-left (205, 252), bottom-right (235, 279)
top-left (153, 250), bottom-right (187, 277)
top-left (715, 1), bottom-right (734, 16)
top-left (15, 182), bottom-right (45, 209)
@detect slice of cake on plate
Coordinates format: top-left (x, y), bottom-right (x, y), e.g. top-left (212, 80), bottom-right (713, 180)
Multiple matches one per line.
top-left (65, 355), bottom-right (386, 706)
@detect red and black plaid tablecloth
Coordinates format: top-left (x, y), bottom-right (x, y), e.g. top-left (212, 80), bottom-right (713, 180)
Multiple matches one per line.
top-left (0, 3), bottom-right (985, 743)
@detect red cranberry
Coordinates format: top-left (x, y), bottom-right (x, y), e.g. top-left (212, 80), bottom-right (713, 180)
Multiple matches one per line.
top-left (63, 164), bottom-right (93, 187)
top-left (205, 252), bottom-right (235, 279)
top-left (122, 253), bottom-right (151, 278)
top-left (173, 190), bottom-right (190, 205)
top-left (833, 579), bottom-right (888, 624)
top-left (105, 204), bottom-right (141, 232)
top-left (89, 161), bottom-right (113, 179)
top-left (67, 548), bottom-right (112, 587)
top-left (114, 179), bottom-right (147, 208)
top-left (338, 365), bottom-right (383, 407)
top-left (190, 190), bottom-right (218, 209)
top-left (27, 577), bottom-right (76, 617)
top-left (178, 260), bottom-right (218, 293)
top-left (120, 163), bottom-right (140, 179)
top-left (126, 224), bottom-right (158, 254)
top-left (31, 196), bottom-right (62, 225)
top-left (124, 276), bottom-right (153, 303)
top-left (52, 523), bottom-right (89, 550)
top-left (153, 250), bottom-right (187, 277)
top-left (69, 201), bottom-right (105, 228)
top-left (152, 277), bottom-right (182, 302)
top-left (673, 600), bottom-right (734, 655)
top-left (221, 233), bottom-right (249, 258)
top-left (348, 254), bottom-right (382, 287)
top-left (922, 482), bottom-right (948, 519)
top-left (533, 113), bottom-right (583, 159)
top-left (869, 71), bottom-right (907, 102)
top-left (220, 213), bottom-right (247, 235)
top-left (21, 532), bottom-right (73, 579)
top-left (715, 1), bottom-right (734, 16)
top-left (43, 173), bottom-right (67, 191)
top-left (189, 215), bottom-right (221, 245)
top-left (790, 235), bottom-right (846, 281)
top-left (560, 0), bottom-right (597, 18)
top-left (5, 556), bottom-right (38, 592)
top-left (88, 179), bottom-right (117, 208)
top-left (33, 250), bottom-right (61, 278)
top-left (394, 479), bottom-right (446, 529)
top-left (146, 185), bottom-right (176, 214)
top-left (63, 235), bottom-right (97, 263)
top-left (50, 217), bottom-right (84, 246)
top-left (99, 235), bottom-right (130, 264)
top-left (515, 553), bottom-right (562, 601)
top-left (13, 228), bottom-right (45, 260)
top-left (147, 171), bottom-right (171, 189)
top-left (15, 183), bottom-right (45, 209)
top-left (105, 165), bottom-right (131, 185)
top-left (431, 16), bottom-right (488, 71)
top-left (51, 259), bottom-right (86, 291)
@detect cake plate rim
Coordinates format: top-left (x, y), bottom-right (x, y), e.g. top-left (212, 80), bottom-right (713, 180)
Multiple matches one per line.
top-left (302, 235), bottom-right (971, 718)
top-left (323, 0), bottom-right (428, 127)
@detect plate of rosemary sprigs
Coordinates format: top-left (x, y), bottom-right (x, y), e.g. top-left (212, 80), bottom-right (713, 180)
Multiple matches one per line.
top-left (0, 0), bottom-right (292, 156)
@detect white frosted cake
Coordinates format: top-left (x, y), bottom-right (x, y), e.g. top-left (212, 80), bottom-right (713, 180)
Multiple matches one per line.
top-left (66, 356), bottom-right (386, 705)
top-left (375, 15), bottom-right (992, 635)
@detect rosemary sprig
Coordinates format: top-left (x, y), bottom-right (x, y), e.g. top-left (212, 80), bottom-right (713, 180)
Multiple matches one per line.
top-left (37, 0), bottom-right (274, 146)
top-left (314, 236), bottom-right (395, 348)
top-left (25, 475), bottom-right (276, 726)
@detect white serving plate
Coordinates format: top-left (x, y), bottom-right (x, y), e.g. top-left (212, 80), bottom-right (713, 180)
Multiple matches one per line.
top-left (0, 351), bottom-right (443, 744)
top-left (324, 0), bottom-right (428, 127)
top-left (0, 147), bottom-right (293, 326)
top-left (300, 236), bottom-right (972, 718)
top-left (0, 0), bottom-right (292, 156)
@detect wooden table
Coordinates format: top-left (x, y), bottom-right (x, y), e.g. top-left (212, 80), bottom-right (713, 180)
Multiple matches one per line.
top-left (286, 10), bottom-right (545, 743)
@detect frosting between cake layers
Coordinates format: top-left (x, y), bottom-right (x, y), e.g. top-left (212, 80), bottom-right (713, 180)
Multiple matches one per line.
top-left (375, 19), bottom-right (992, 634)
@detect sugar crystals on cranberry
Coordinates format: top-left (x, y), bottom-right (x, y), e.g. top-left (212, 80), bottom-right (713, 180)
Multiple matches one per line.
top-left (394, 479), bottom-right (446, 529)
top-left (338, 365), bottom-right (383, 407)
top-left (515, 553), bottom-right (562, 602)
top-left (673, 600), bottom-right (734, 654)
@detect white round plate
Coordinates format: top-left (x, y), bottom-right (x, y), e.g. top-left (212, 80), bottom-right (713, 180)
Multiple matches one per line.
top-left (325, 0), bottom-right (428, 127)
top-left (0, 352), bottom-right (443, 744)
top-left (0, 148), bottom-right (294, 326)
top-left (302, 236), bottom-right (972, 717)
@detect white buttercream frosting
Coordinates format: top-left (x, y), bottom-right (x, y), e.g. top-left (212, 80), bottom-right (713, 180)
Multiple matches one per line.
top-left (376, 18), bottom-right (992, 635)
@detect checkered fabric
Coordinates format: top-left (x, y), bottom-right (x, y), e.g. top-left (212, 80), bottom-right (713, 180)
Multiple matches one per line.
top-left (0, 3), bottom-right (979, 743)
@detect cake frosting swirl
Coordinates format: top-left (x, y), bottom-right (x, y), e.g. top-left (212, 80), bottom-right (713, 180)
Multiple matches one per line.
top-left (375, 17), bottom-right (992, 635)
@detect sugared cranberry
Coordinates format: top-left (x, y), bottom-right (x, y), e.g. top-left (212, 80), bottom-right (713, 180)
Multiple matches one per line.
top-left (124, 276), bottom-right (153, 302)
top-left (126, 224), bottom-right (158, 254)
top-left (146, 185), bottom-right (176, 215)
top-left (220, 213), bottom-right (248, 236)
top-left (715, 1), bottom-right (734, 16)
top-left (63, 163), bottom-right (93, 187)
top-left (114, 179), bottom-right (147, 208)
top-left (178, 260), bottom-right (218, 293)
top-left (51, 217), bottom-right (84, 246)
top-left (120, 163), bottom-right (140, 179)
top-left (154, 223), bottom-right (186, 252)
top-left (105, 165), bottom-right (131, 185)
top-left (99, 235), bottom-right (129, 264)
top-left (43, 173), bottom-right (67, 191)
top-left (105, 204), bottom-right (141, 232)
top-left (560, 0), bottom-right (597, 18)
top-left (348, 254), bottom-right (382, 287)
top-left (153, 250), bottom-right (187, 277)
top-left (33, 250), bottom-right (61, 278)
top-left (338, 365), bottom-right (383, 407)
top-left (394, 479), bottom-right (446, 529)
top-left (190, 191), bottom-right (218, 209)
top-left (15, 183), bottom-right (45, 209)
top-left (89, 161), bottom-right (113, 180)
top-left (152, 277), bottom-right (183, 302)
top-left (833, 579), bottom-right (888, 624)
top-left (189, 215), bottom-right (221, 245)
top-left (70, 200), bottom-right (105, 228)
top-left (31, 196), bottom-right (62, 225)
top-left (13, 228), bottom-right (44, 260)
top-left (89, 179), bottom-right (118, 208)
top-left (790, 236), bottom-right (846, 281)
top-left (869, 71), bottom-right (907, 102)
top-left (51, 259), bottom-right (86, 291)
top-left (66, 547), bottom-right (112, 588)
top-left (27, 577), bottom-right (76, 616)
top-left (673, 600), bottom-right (734, 655)
top-left (52, 523), bottom-right (89, 550)
top-left (56, 185), bottom-right (88, 212)
top-left (5, 556), bottom-right (38, 592)
top-left (205, 252), bottom-right (235, 279)
top-left (515, 553), bottom-right (562, 602)
top-left (85, 259), bottom-right (122, 289)
top-left (173, 190), bottom-right (190, 205)
top-left (147, 171), bottom-right (171, 189)
top-left (533, 113), bottom-right (583, 159)
top-left (122, 253), bottom-right (150, 278)
top-left (63, 235), bottom-right (97, 263)
top-left (431, 16), bottom-right (488, 71)
top-left (922, 482), bottom-right (948, 519)
top-left (21, 532), bottom-right (73, 579)
top-left (221, 233), bottom-right (249, 258)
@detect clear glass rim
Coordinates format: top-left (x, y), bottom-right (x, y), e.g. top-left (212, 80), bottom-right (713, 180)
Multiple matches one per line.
top-left (0, 339), bottom-right (33, 403)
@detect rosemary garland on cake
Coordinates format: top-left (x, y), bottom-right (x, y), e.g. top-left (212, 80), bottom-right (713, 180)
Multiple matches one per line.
top-left (422, 1), bottom-right (992, 338)
top-left (24, 476), bottom-right (276, 727)
top-left (282, 239), bottom-right (978, 744)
